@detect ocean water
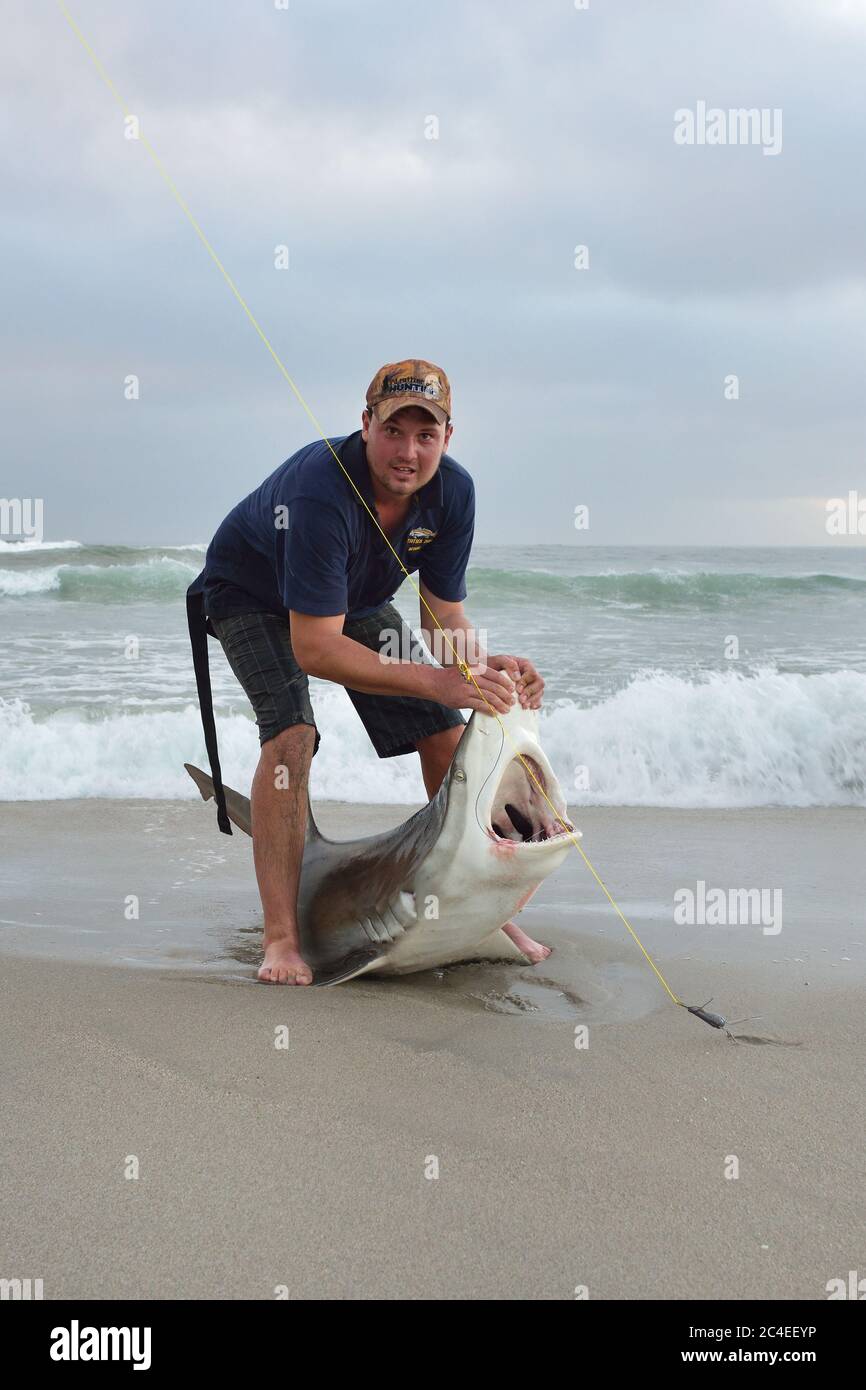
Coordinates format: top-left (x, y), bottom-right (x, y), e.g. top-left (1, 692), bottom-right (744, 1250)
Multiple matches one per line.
top-left (0, 541), bottom-right (864, 807)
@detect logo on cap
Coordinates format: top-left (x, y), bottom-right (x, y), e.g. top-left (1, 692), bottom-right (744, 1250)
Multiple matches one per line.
top-left (382, 373), bottom-right (441, 400)
top-left (366, 359), bottom-right (451, 423)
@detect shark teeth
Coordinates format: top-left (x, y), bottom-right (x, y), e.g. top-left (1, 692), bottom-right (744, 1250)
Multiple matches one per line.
top-left (488, 823), bottom-right (574, 846)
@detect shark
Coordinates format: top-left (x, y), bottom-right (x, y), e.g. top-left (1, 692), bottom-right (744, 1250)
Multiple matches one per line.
top-left (185, 703), bottom-right (578, 985)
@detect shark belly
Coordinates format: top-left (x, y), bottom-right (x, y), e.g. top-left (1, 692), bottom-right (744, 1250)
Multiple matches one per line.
top-left (371, 829), bottom-right (572, 974)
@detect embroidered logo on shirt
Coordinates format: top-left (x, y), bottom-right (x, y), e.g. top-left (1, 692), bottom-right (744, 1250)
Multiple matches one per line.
top-left (406, 527), bottom-right (437, 551)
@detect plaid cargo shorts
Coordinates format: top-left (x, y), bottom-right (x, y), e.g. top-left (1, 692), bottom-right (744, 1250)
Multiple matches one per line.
top-left (210, 602), bottom-right (466, 757)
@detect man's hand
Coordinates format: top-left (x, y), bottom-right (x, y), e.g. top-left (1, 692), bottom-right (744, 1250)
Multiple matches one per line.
top-left (486, 655), bottom-right (545, 709)
top-left (434, 662), bottom-right (517, 715)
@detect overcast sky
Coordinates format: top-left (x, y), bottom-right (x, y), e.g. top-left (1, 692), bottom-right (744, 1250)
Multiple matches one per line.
top-left (3, 0), bottom-right (865, 546)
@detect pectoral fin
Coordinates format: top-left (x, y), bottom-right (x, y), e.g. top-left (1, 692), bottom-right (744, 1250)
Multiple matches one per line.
top-left (311, 946), bottom-right (388, 987)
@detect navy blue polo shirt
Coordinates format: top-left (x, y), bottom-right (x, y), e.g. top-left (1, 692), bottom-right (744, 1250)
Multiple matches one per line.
top-left (199, 430), bottom-right (475, 622)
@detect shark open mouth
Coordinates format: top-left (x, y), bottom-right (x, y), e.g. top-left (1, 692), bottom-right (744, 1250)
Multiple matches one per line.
top-left (487, 754), bottom-right (574, 846)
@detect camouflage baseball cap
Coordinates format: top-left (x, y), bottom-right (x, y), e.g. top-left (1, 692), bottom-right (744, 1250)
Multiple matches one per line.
top-left (365, 359), bottom-right (451, 426)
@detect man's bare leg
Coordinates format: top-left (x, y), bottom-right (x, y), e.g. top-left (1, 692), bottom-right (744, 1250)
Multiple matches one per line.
top-left (415, 726), bottom-right (551, 962)
top-left (251, 722), bottom-right (316, 984)
top-left (497, 922), bottom-right (551, 963)
top-left (416, 725), bottom-right (464, 799)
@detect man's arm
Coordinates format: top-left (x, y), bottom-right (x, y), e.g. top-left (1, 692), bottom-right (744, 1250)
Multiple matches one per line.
top-left (289, 610), bottom-right (516, 714)
top-left (418, 580), bottom-right (485, 666)
top-left (418, 581), bottom-right (545, 710)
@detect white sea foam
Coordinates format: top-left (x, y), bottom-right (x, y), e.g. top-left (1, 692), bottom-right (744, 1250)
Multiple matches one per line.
top-left (0, 566), bottom-right (62, 597)
top-left (0, 538), bottom-right (82, 552)
top-left (543, 667), bottom-right (866, 808)
top-left (1, 669), bottom-right (864, 807)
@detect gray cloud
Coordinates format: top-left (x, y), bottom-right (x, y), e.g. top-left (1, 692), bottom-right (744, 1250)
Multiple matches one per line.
top-left (2, 0), bottom-right (865, 545)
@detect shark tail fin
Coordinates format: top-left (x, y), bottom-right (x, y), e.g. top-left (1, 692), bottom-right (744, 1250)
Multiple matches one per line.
top-left (184, 763), bottom-right (252, 837)
top-left (184, 763), bottom-right (323, 845)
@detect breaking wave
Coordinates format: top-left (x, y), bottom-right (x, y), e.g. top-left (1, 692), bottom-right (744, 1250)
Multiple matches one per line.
top-left (466, 565), bottom-right (866, 609)
top-left (2, 546), bottom-right (863, 609)
top-left (0, 555), bottom-right (200, 601)
top-left (1, 668), bottom-right (863, 807)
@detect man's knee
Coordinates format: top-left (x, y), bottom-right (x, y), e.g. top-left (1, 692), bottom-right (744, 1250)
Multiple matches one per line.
top-left (415, 725), bottom-right (464, 758)
top-left (261, 721), bottom-right (317, 770)
top-left (416, 725), bottom-right (464, 797)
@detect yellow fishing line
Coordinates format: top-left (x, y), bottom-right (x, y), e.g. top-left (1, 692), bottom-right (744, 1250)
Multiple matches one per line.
top-left (59, 0), bottom-right (684, 1010)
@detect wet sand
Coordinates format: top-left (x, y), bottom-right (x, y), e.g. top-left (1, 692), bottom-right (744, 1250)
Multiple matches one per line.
top-left (1, 800), bottom-right (864, 1299)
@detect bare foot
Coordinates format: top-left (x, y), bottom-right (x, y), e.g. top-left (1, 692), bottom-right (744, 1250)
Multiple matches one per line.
top-left (258, 939), bottom-right (313, 985)
top-left (502, 920), bottom-right (551, 965)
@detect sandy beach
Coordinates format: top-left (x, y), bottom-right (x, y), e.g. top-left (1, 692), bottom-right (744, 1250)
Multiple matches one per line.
top-left (2, 799), bottom-right (864, 1300)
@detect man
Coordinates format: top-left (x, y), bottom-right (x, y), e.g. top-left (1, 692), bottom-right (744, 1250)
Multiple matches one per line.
top-left (187, 359), bottom-right (550, 984)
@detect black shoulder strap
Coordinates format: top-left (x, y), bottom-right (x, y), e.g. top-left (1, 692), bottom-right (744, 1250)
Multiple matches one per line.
top-left (186, 579), bottom-right (232, 835)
